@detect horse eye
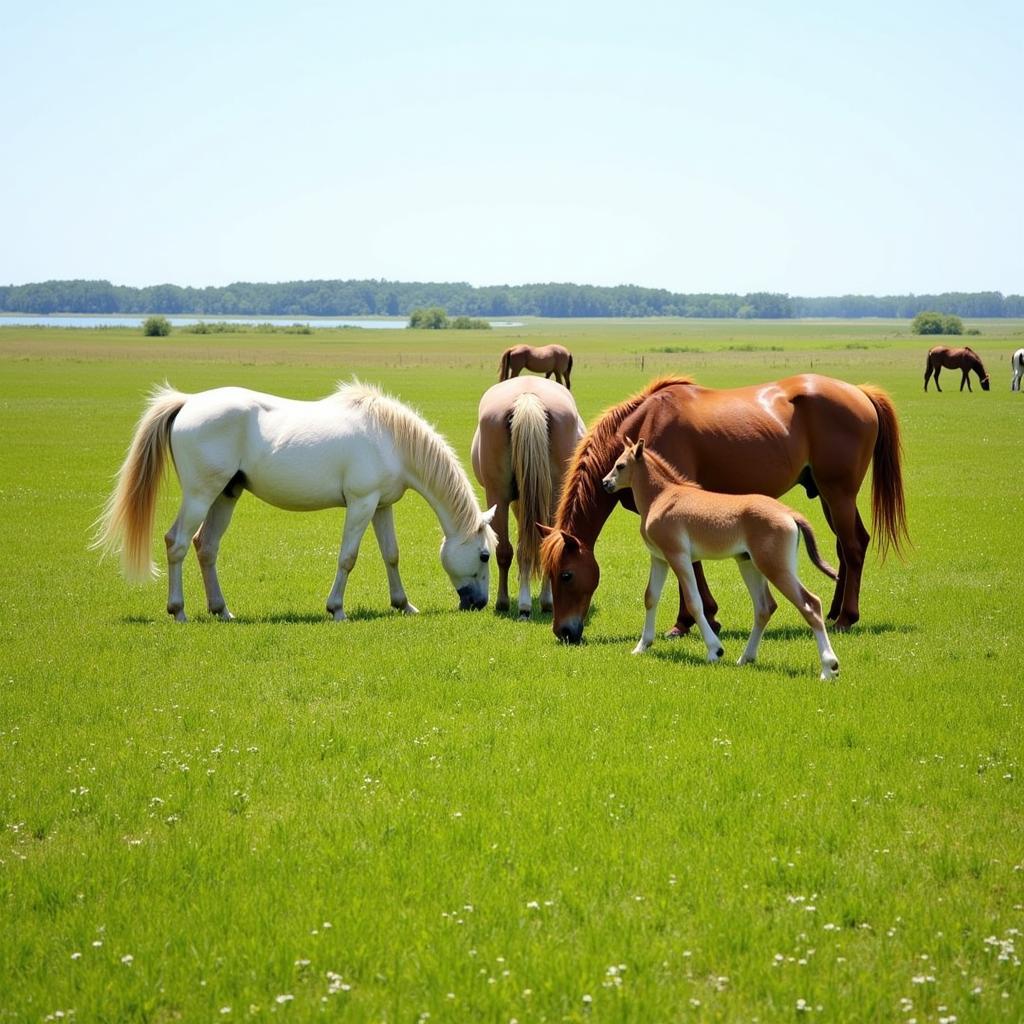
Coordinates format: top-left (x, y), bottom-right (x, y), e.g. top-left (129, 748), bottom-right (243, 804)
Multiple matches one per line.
top-left (559, 571), bottom-right (573, 583)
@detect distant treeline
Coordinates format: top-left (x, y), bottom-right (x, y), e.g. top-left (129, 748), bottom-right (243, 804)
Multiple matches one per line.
top-left (2, 279), bottom-right (1023, 319)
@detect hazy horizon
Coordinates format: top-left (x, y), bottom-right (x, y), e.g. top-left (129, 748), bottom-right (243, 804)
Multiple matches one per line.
top-left (3, 1), bottom-right (1021, 295)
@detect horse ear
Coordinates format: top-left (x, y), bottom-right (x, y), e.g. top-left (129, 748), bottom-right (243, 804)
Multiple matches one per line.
top-left (623, 434), bottom-right (635, 448)
top-left (537, 523), bottom-right (554, 538)
top-left (560, 530), bottom-right (580, 554)
top-left (481, 504), bottom-right (497, 526)
top-left (635, 438), bottom-right (646, 458)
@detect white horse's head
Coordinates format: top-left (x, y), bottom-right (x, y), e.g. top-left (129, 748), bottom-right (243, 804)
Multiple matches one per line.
top-left (440, 505), bottom-right (497, 610)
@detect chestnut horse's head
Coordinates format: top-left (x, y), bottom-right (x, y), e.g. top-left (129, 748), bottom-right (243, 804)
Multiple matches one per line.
top-left (539, 526), bottom-right (600, 643)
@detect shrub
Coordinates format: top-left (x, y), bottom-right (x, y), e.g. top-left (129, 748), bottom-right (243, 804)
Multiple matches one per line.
top-left (450, 316), bottom-right (491, 330)
top-left (941, 315), bottom-right (963, 335)
top-left (408, 307), bottom-right (449, 329)
top-left (142, 315), bottom-right (172, 337)
top-left (964, 327), bottom-right (981, 336)
top-left (911, 311), bottom-right (963, 335)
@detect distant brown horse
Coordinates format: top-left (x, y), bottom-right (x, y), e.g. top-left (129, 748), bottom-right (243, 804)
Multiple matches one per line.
top-left (924, 345), bottom-right (990, 392)
top-left (471, 377), bottom-right (585, 617)
top-left (539, 375), bottom-right (908, 644)
top-left (499, 344), bottom-right (573, 389)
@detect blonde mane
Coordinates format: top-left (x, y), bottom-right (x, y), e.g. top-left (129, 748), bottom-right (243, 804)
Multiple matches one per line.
top-left (334, 380), bottom-right (483, 536)
top-left (540, 376), bottom-right (694, 574)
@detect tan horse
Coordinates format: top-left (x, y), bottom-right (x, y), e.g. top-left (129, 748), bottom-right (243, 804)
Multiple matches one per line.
top-left (472, 377), bottom-right (585, 617)
top-left (601, 439), bottom-right (840, 679)
top-left (499, 344), bottom-right (574, 389)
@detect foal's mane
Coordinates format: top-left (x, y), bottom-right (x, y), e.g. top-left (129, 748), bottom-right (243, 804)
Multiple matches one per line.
top-left (540, 376), bottom-right (693, 572)
top-left (334, 380), bottom-right (483, 536)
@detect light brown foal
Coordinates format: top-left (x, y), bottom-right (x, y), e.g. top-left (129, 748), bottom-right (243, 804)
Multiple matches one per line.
top-left (602, 439), bottom-right (841, 679)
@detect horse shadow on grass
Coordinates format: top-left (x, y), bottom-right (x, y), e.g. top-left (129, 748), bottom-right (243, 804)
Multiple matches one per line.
top-left (120, 607), bottom-right (403, 626)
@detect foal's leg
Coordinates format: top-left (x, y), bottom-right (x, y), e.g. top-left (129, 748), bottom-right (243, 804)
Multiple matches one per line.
top-left (165, 493), bottom-right (219, 622)
top-left (192, 492), bottom-right (240, 620)
top-left (371, 505), bottom-right (417, 615)
top-left (666, 562), bottom-right (720, 638)
top-left (767, 568), bottom-right (839, 680)
top-left (633, 555), bottom-right (670, 654)
top-left (735, 558), bottom-right (777, 665)
top-left (325, 493), bottom-right (379, 621)
top-left (665, 552), bottom-right (725, 661)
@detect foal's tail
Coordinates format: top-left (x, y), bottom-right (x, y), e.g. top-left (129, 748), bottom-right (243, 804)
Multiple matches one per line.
top-left (792, 513), bottom-right (839, 581)
top-left (859, 384), bottom-right (909, 560)
top-left (91, 384), bottom-right (188, 582)
top-left (499, 349), bottom-right (511, 381)
top-left (509, 392), bottom-right (552, 579)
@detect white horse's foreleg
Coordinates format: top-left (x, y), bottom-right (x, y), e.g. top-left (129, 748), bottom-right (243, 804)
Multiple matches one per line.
top-left (325, 494), bottom-right (379, 621)
top-left (193, 492), bottom-right (239, 620)
top-left (735, 557), bottom-right (776, 665)
top-left (371, 505), bottom-right (417, 615)
top-left (516, 544), bottom-right (533, 619)
top-left (667, 553), bottom-right (725, 661)
top-left (165, 495), bottom-right (217, 622)
top-left (634, 556), bottom-right (669, 654)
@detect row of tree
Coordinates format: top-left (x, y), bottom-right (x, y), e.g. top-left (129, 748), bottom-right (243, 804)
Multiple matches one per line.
top-left (2, 279), bottom-right (1023, 319)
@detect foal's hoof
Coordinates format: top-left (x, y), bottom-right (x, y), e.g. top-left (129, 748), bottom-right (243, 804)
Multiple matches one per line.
top-left (736, 654), bottom-right (754, 666)
top-left (330, 610), bottom-right (347, 622)
top-left (401, 602), bottom-right (419, 616)
top-left (665, 624), bottom-right (691, 639)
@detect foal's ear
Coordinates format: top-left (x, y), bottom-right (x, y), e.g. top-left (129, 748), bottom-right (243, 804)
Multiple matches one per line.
top-left (635, 438), bottom-right (646, 458)
top-left (623, 434), bottom-right (635, 448)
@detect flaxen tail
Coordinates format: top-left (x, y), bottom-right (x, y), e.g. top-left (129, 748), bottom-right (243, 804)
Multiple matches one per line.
top-left (792, 513), bottom-right (839, 581)
top-left (499, 349), bottom-right (511, 381)
top-left (509, 392), bottom-right (552, 579)
top-left (859, 384), bottom-right (909, 560)
top-left (91, 384), bottom-right (188, 582)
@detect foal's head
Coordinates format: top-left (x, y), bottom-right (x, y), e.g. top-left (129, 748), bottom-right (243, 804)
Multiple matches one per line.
top-left (601, 437), bottom-right (645, 494)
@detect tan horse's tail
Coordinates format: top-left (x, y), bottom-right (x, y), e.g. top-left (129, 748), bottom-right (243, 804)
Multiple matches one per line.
top-left (859, 384), bottom-right (909, 560)
top-left (509, 392), bottom-right (552, 579)
top-left (499, 349), bottom-right (510, 381)
top-left (792, 513), bottom-right (839, 581)
top-left (91, 384), bottom-right (188, 582)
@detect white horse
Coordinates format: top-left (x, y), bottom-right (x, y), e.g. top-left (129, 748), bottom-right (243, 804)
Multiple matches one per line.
top-left (1012, 349), bottom-right (1024, 392)
top-left (94, 381), bottom-right (496, 621)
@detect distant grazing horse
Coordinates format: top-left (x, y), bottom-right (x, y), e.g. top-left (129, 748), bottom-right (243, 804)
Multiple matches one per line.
top-left (1012, 349), bottom-right (1024, 392)
top-left (924, 345), bottom-right (990, 392)
top-left (499, 344), bottom-right (574, 389)
top-left (94, 381), bottom-right (496, 621)
top-left (472, 377), bottom-right (585, 617)
top-left (602, 439), bottom-right (840, 679)
top-left (539, 375), bottom-right (908, 644)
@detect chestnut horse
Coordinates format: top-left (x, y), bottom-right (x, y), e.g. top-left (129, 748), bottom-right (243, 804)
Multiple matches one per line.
top-left (499, 344), bottom-right (574, 389)
top-left (924, 345), bottom-right (990, 392)
top-left (602, 438), bottom-right (840, 679)
top-left (471, 377), bottom-right (585, 617)
top-left (539, 375), bottom-right (908, 644)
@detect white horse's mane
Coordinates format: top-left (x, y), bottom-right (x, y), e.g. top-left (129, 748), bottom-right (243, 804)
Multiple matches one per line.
top-left (333, 380), bottom-right (483, 536)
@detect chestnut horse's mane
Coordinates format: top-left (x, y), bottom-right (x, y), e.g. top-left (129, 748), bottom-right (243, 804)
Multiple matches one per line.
top-left (540, 376), bottom-right (694, 573)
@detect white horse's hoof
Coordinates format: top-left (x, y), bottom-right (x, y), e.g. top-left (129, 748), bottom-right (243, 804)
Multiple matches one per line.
top-left (707, 646), bottom-right (724, 663)
top-left (214, 609), bottom-right (235, 622)
top-left (171, 611), bottom-right (187, 623)
top-left (632, 642), bottom-right (650, 655)
top-left (736, 654), bottom-right (754, 666)
top-left (820, 662), bottom-right (840, 681)
top-left (402, 602), bottom-right (419, 616)
top-left (331, 610), bottom-right (347, 622)
top-left (518, 609), bottom-right (531, 621)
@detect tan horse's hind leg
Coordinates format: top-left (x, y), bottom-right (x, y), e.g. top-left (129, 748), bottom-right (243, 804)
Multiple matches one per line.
top-left (192, 491), bottom-right (240, 620)
top-left (735, 557), bottom-right (777, 665)
top-left (764, 566), bottom-right (839, 680)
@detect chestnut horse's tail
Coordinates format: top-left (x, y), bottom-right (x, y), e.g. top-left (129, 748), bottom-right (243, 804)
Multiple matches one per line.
top-left (509, 392), bottom-right (552, 579)
top-left (499, 349), bottom-right (511, 381)
top-left (792, 513), bottom-right (839, 581)
top-left (91, 384), bottom-right (188, 582)
top-left (859, 384), bottom-right (909, 560)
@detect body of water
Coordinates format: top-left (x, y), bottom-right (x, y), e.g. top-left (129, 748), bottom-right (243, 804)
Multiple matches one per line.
top-left (0, 315), bottom-right (523, 330)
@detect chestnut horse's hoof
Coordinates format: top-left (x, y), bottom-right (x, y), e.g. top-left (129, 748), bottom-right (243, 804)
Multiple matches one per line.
top-left (831, 616), bottom-right (858, 632)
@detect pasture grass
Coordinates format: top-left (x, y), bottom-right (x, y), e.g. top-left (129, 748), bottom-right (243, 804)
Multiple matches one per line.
top-left (1, 320), bottom-right (1022, 1022)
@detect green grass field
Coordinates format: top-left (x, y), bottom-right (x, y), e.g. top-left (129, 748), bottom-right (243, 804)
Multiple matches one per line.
top-left (1, 319), bottom-right (1022, 1022)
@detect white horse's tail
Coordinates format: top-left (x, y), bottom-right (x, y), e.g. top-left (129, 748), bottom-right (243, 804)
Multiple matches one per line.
top-left (92, 384), bottom-right (188, 582)
top-left (509, 392), bottom-right (552, 580)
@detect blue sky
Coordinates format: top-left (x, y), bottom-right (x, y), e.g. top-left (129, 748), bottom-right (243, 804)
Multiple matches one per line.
top-left (2, 0), bottom-right (1021, 294)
